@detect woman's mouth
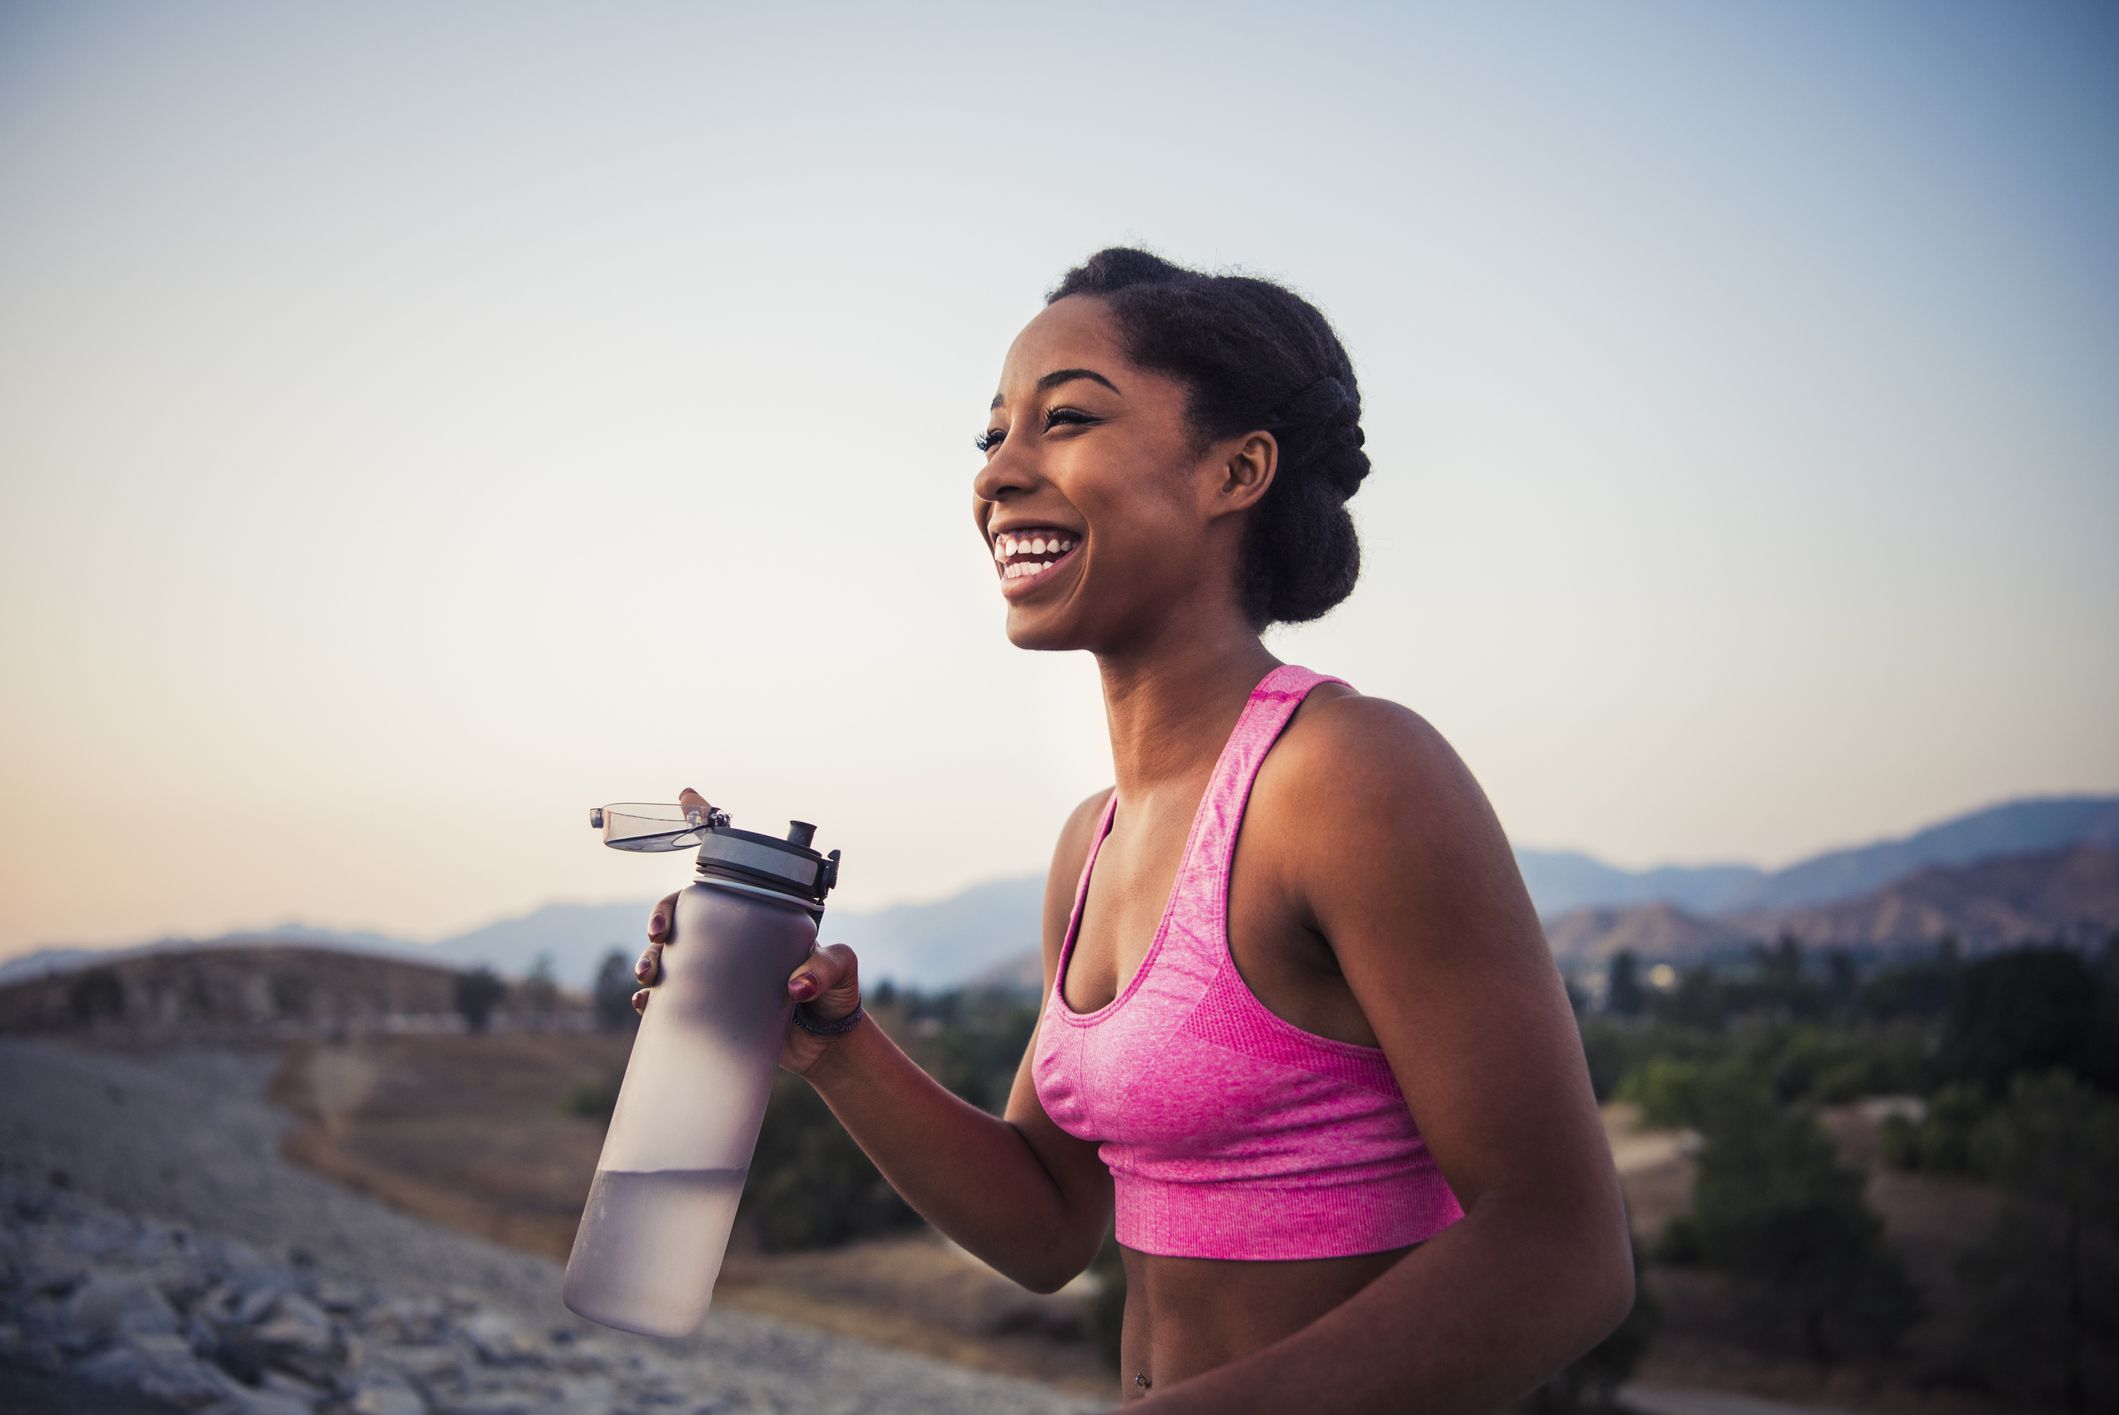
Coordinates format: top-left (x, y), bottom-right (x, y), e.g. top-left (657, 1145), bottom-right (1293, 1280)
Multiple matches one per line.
top-left (992, 528), bottom-right (1083, 601)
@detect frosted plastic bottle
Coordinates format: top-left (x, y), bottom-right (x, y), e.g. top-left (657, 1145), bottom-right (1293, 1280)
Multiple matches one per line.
top-left (563, 804), bottom-right (841, 1338)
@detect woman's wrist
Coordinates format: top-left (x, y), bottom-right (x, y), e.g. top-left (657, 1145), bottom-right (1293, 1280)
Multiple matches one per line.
top-left (790, 997), bottom-right (866, 1036)
top-left (796, 1002), bottom-right (880, 1088)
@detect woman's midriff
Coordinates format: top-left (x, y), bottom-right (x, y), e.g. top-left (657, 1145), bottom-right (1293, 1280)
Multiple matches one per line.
top-left (1114, 1239), bottom-right (1422, 1403)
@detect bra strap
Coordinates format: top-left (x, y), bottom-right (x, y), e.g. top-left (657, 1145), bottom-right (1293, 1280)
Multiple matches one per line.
top-left (1178, 664), bottom-right (1350, 937)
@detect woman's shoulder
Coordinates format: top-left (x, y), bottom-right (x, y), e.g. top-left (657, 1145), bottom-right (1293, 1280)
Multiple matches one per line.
top-left (1260, 684), bottom-right (1489, 845)
top-left (1276, 683), bottom-right (1458, 788)
top-left (1262, 683), bottom-right (1524, 940)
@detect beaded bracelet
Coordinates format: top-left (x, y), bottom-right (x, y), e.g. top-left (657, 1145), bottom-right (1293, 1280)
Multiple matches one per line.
top-left (789, 998), bottom-right (866, 1036)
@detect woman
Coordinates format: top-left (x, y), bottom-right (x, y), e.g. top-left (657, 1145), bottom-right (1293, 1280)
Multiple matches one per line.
top-left (635, 247), bottom-right (1634, 1412)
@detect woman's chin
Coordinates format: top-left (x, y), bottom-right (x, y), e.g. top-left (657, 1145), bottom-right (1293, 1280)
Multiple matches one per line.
top-left (1002, 603), bottom-right (1089, 652)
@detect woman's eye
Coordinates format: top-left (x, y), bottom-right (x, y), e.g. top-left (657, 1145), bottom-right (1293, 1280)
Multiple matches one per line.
top-left (973, 407), bottom-right (1097, 455)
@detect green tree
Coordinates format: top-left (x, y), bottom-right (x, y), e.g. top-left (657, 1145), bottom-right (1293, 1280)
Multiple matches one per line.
top-left (1951, 1200), bottom-right (2119, 1412)
top-left (1935, 946), bottom-right (2109, 1098)
top-left (1647, 962), bottom-right (1724, 1030)
top-left (1616, 1054), bottom-right (1758, 1131)
top-left (453, 966), bottom-right (506, 1034)
top-left (1823, 947), bottom-right (1859, 1012)
top-left (1605, 950), bottom-right (1644, 1019)
top-left (518, 952), bottom-right (560, 1027)
top-left (1687, 1088), bottom-right (1923, 1362)
top-left (592, 948), bottom-right (638, 1032)
top-left (1949, 1067), bottom-right (2119, 1406)
top-left (1877, 1081), bottom-right (1990, 1175)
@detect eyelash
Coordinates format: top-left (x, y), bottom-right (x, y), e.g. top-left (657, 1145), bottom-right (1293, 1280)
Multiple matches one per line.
top-left (975, 407), bottom-right (1094, 453)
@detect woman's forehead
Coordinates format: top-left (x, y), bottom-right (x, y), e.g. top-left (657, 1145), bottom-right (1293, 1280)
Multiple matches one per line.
top-left (994, 296), bottom-right (1147, 403)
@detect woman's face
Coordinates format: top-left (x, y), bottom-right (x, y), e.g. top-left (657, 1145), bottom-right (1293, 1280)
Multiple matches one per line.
top-left (972, 295), bottom-right (1263, 652)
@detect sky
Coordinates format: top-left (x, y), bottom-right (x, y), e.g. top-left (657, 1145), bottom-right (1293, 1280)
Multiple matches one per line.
top-left (1, 0), bottom-right (2114, 960)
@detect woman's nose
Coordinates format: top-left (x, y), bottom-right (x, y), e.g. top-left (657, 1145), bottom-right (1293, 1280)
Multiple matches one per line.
top-left (972, 438), bottom-right (1036, 504)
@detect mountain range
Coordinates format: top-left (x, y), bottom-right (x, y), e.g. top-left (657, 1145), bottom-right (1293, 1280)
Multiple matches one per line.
top-left (7, 793), bottom-right (2115, 993)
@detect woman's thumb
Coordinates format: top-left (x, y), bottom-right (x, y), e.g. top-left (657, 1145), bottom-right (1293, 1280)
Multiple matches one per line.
top-left (790, 942), bottom-right (858, 1006)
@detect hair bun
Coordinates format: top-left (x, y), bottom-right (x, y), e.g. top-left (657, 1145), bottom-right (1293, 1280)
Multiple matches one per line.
top-left (1276, 375), bottom-right (1351, 425)
top-left (1270, 375), bottom-right (1367, 498)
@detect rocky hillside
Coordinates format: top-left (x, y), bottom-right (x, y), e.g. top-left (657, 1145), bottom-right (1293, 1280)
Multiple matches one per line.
top-left (1541, 844), bottom-right (2119, 969)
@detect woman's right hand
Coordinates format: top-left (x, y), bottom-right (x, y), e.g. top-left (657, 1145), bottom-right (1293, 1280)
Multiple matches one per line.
top-left (632, 786), bottom-right (866, 1078)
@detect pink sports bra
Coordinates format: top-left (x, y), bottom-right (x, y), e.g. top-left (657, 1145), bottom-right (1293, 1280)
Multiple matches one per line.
top-left (1031, 663), bottom-right (1465, 1260)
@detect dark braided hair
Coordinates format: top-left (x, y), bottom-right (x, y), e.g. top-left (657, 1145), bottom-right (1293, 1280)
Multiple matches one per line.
top-left (1044, 246), bottom-right (1370, 629)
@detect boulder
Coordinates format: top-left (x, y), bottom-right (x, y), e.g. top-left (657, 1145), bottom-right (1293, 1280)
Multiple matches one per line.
top-left (73, 1331), bottom-right (244, 1408)
top-left (63, 1271), bottom-right (181, 1347)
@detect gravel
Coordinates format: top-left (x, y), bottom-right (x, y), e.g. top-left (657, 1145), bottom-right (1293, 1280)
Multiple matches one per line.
top-left (0, 1038), bottom-right (1103, 1415)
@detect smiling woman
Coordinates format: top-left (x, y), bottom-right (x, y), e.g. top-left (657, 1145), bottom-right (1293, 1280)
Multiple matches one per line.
top-left (634, 246), bottom-right (1636, 1412)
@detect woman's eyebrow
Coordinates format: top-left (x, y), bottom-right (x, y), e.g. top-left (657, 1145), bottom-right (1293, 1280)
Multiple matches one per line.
top-left (990, 367), bottom-right (1123, 411)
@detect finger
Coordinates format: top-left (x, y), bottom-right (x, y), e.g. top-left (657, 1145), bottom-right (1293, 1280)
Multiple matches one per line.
top-left (678, 787), bottom-right (714, 827)
top-left (635, 940), bottom-right (663, 985)
top-left (648, 892), bottom-right (680, 944)
top-left (788, 942), bottom-right (857, 1001)
top-left (632, 987), bottom-right (651, 1015)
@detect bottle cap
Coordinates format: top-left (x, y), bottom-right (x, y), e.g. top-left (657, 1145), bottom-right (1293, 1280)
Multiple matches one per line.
top-left (693, 817), bottom-right (841, 907)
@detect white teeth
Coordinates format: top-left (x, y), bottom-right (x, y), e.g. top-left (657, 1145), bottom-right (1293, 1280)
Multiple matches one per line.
top-left (1031, 537), bottom-right (1048, 555)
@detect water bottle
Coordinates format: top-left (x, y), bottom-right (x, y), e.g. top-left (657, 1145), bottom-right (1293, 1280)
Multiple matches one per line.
top-left (563, 802), bottom-right (842, 1338)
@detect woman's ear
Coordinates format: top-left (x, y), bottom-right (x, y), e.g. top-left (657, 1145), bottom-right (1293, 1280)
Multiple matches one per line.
top-left (1211, 430), bottom-right (1278, 519)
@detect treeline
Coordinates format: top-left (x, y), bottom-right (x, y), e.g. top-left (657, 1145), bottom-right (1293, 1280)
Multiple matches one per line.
top-left (1584, 932), bottom-right (2119, 1411)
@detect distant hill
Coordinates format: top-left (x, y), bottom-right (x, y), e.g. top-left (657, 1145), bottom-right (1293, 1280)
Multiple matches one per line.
top-left (1711, 795), bottom-right (2119, 913)
top-left (10, 792), bottom-right (2115, 994)
top-left (1511, 850), bottom-right (1764, 917)
top-left (1540, 901), bottom-right (1759, 970)
top-left (1719, 843), bottom-right (2119, 955)
top-left (0, 944), bottom-right (569, 1036)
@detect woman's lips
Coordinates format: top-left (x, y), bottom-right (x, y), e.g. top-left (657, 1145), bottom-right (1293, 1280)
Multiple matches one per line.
top-left (998, 540), bottom-right (1082, 601)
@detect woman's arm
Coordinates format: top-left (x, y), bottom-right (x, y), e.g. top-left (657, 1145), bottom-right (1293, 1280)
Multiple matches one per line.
top-left (801, 787), bottom-right (1116, 1295)
top-left (1130, 698), bottom-right (1634, 1413)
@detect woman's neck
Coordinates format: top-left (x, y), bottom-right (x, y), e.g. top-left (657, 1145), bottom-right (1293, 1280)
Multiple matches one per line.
top-left (1094, 622), bottom-right (1281, 805)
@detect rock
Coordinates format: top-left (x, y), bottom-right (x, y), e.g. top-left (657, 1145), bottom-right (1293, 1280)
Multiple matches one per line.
top-left (350, 1381), bottom-right (431, 1415)
top-left (19, 1237), bottom-right (87, 1298)
top-left (229, 1268), bottom-right (302, 1325)
top-left (73, 1331), bottom-right (245, 1407)
top-left (371, 1295), bottom-right (448, 1345)
top-left (261, 1367), bottom-right (329, 1404)
top-left (548, 1374), bottom-right (620, 1415)
top-left (362, 1340), bottom-right (465, 1388)
top-left (250, 1292), bottom-right (341, 1384)
top-left (206, 1389), bottom-right (321, 1415)
top-left (432, 1389), bottom-right (543, 1415)
top-left (457, 1309), bottom-right (537, 1366)
top-left (314, 1277), bottom-right (369, 1314)
top-left (63, 1271), bottom-right (181, 1346)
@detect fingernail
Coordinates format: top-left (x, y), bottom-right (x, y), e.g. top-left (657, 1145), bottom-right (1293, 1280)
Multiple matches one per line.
top-left (635, 958), bottom-right (653, 978)
top-left (650, 914), bottom-right (667, 934)
top-left (789, 974), bottom-right (817, 1000)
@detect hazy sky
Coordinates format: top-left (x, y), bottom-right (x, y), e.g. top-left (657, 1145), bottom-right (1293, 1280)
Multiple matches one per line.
top-left (2, 0), bottom-right (2114, 960)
